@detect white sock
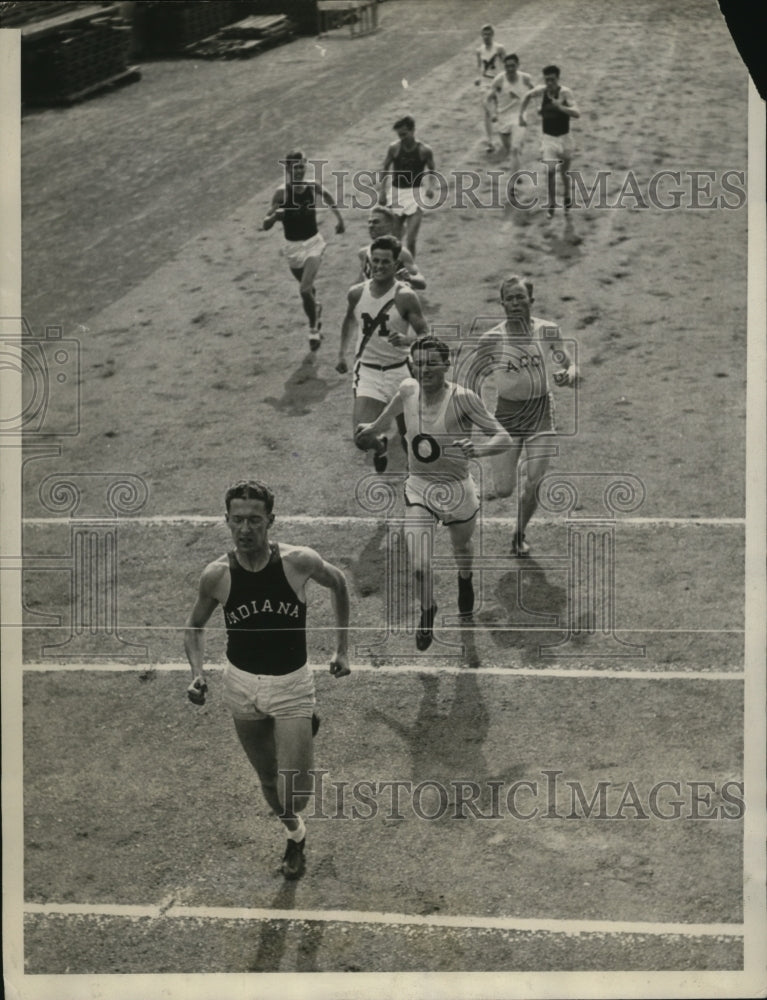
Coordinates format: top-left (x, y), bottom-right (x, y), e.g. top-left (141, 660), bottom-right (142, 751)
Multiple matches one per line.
top-left (285, 815), bottom-right (306, 842)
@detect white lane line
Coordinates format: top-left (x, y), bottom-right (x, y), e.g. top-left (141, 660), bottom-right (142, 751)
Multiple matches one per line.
top-left (22, 662), bottom-right (744, 680)
top-left (21, 515), bottom-right (744, 528)
top-left (23, 901), bottom-right (743, 939)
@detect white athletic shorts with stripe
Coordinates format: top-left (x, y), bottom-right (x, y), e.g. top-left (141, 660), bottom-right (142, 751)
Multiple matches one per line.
top-left (353, 359), bottom-right (409, 403)
top-left (404, 473), bottom-right (480, 525)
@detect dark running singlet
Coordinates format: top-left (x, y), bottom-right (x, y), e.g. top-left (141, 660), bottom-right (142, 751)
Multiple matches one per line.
top-left (541, 88), bottom-right (570, 137)
top-left (391, 142), bottom-right (426, 189)
top-left (223, 545), bottom-right (307, 675)
top-left (280, 184), bottom-right (319, 242)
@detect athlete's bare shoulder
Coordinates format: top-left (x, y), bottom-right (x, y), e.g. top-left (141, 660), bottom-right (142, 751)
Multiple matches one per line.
top-left (280, 543), bottom-right (323, 575)
top-left (347, 281), bottom-right (365, 304)
top-left (199, 555), bottom-right (230, 597)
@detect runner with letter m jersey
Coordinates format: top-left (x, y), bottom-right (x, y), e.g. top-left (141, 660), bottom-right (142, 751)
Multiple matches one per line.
top-left (337, 235), bottom-right (427, 470)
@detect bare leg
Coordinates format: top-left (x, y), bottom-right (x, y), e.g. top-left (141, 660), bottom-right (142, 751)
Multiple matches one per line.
top-left (273, 716), bottom-right (315, 824)
top-left (561, 154), bottom-right (573, 210)
top-left (405, 504), bottom-right (435, 612)
top-left (483, 106), bottom-right (495, 147)
top-left (516, 442), bottom-right (553, 538)
top-left (353, 395), bottom-right (387, 458)
top-left (402, 210), bottom-right (423, 258)
top-left (232, 717), bottom-right (284, 816)
top-left (490, 438), bottom-right (524, 499)
top-left (544, 161), bottom-right (558, 213)
top-left (291, 254), bottom-right (323, 330)
top-left (447, 516), bottom-right (476, 577)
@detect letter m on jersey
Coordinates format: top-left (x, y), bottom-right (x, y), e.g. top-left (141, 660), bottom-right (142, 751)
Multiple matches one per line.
top-left (356, 298), bottom-right (396, 359)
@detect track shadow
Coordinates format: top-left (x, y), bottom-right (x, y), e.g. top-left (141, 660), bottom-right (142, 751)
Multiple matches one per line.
top-left (263, 352), bottom-right (332, 416)
top-left (350, 522), bottom-right (389, 597)
top-left (248, 879), bottom-right (324, 972)
top-left (478, 557), bottom-right (568, 664)
top-left (373, 672), bottom-right (526, 818)
top-left (543, 215), bottom-right (585, 260)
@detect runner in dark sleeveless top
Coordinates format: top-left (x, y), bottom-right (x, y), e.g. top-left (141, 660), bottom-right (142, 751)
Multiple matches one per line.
top-left (263, 151), bottom-right (345, 351)
top-left (224, 545), bottom-right (307, 675)
top-left (377, 115), bottom-right (436, 259)
top-left (540, 88), bottom-right (571, 137)
top-left (519, 65), bottom-right (580, 218)
top-left (184, 480), bottom-right (350, 880)
top-left (279, 185), bottom-right (319, 242)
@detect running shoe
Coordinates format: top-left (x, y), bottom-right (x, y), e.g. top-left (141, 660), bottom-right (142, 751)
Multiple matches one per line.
top-left (416, 604), bottom-right (437, 651)
top-left (373, 435), bottom-right (388, 473)
top-left (511, 533), bottom-right (530, 557)
top-left (281, 838), bottom-right (306, 880)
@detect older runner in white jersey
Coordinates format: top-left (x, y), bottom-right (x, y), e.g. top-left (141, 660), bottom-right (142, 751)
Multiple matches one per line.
top-left (458, 275), bottom-right (578, 558)
top-left (355, 335), bottom-right (512, 650)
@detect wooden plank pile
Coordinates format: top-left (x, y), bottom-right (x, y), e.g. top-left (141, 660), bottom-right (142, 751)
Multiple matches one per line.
top-left (317, 0), bottom-right (379, 38)
top-left (133, 1), bottom-right (254, 56)
top-left (20, 4), bottom-right (140, 106)
top-left (184, 13), bottom-right (294, 60)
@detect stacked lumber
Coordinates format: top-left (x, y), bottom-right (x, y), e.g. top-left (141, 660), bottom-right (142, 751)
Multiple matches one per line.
top-left (185, 13), bottom-right (294, 60)
top-left (20, 5), bottom-right (140, 106)
top-left (133, 1), bottom-right (254, 55)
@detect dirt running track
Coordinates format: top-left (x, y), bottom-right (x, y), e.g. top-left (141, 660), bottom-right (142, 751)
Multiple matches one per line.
top-left (11, 0), bottom-right (759, 993)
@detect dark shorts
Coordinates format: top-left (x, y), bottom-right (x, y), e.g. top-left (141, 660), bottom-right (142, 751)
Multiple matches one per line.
top-left (495, 393), bottom-right (556, 438)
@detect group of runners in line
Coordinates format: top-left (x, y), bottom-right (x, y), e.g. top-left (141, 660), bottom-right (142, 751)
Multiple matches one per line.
top-left (185, 26), bottom-right (581, 880)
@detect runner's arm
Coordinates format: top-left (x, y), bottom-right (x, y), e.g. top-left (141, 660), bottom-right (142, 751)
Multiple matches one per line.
top-left (357, 247), bottom-right (368, 283)
top-left (355, 390), bottom-right (405, 446)
top-left (395, 247), bottom-right (426, 290)
top-left (183, 563), bottom-right (224, 701)
top-left (310, 555), bottom-right (350, 676)
top-left (485, 75), bottom-right (502, 114)
top-left (394, 287), bottom-right (428, 342)
top-left (377, 144), bottom-right (396, 204)
top-left (292, 549), bottom-right (351, 677)
top-left (518, 84), bottom-right (544, 123)
top-left (262, 189), bottom-right (284, 230)
top-left (337, 285), bottom-right (362, 372)
top-left (545, 324), bottom-right (579, 385)
top-left (558, 88), bottom-right (580, 117)
top-left (452, 389), bottom-right (513, 458)
top-left (462, 334), bottom-right (499, 396)
top-left (318, 183), bottom-right (345, 233)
